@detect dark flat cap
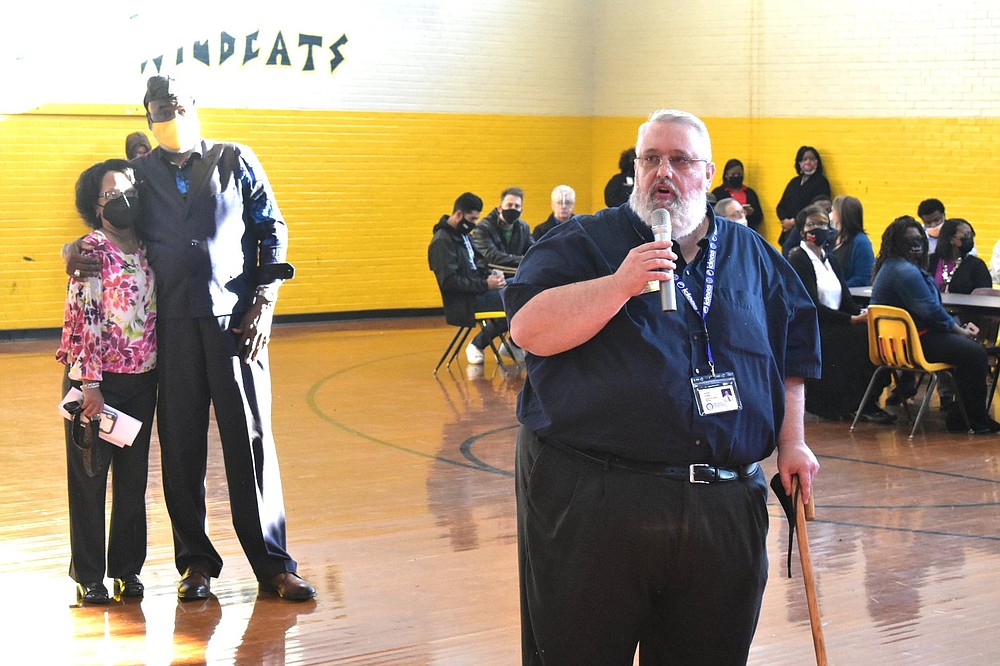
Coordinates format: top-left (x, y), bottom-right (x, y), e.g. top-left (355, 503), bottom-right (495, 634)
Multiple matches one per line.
top-left (143, 75), bottom-right (189, 107)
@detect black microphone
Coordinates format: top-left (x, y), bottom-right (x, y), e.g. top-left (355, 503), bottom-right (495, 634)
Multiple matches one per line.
top-left (651, 208), bottom-right (676, 311)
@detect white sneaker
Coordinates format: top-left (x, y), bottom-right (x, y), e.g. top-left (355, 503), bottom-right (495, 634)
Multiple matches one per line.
top-left (465, 343), bottom-right (485, 365)
top-left (499, 341), bottom-right (525, 364)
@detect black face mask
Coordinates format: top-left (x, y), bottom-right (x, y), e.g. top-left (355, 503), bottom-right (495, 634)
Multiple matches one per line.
top-left (499, 208), bottom-right (520, 227)
top-left (457, 217), bottom-right (476, 235)
top-left (102, 192), bottom-right (141, 229)
top-left (805, 227), bottom-right (831, 247)
top-left (959, 237), bottom-right (975, 255)
top-left (725, 175), bottom-right (743, 188)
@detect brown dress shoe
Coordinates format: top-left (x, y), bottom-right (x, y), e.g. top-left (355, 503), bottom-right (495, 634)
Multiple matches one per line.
top-left (178, 568), bottom-right (212, 601)
top-left (259, 572), bottom-right (317, 601)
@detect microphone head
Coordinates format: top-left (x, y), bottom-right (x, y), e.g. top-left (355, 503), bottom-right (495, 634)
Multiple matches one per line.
top-left (651, 208), bottom-right (671, 241)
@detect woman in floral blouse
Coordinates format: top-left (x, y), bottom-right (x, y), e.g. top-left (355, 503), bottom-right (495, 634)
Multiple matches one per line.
top-left (56, 159), bottom-right (157, 604)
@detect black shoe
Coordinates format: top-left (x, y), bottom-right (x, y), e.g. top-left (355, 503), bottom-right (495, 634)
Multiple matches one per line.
top-left (114, 574), bottom-right (144, 599)
top-left (76, 581), bottom-right (110, 605)
top-left (968, 418), bottom-right (1000, 435)
top-left (259, 572), bottom-right (317, 601)
top-left (178, 568), bottom-right (212, 601)
top-left (857, 407), bottom-right (898, 425)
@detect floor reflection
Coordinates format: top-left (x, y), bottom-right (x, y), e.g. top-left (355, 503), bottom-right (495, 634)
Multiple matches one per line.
top-left (4, 323), bottom-right (999, 664)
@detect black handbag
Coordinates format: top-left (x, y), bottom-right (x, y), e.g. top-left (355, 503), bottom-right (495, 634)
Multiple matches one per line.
top-left (63, 400), bottom-right (113, 478)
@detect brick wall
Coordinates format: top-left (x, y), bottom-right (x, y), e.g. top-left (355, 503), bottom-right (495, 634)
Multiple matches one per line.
top-left (3, 1), bottom-right (1000, 331)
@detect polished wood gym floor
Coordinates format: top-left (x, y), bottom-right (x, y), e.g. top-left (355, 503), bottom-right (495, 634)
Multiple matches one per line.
top-left (1, 318), bottom-right (999, 665)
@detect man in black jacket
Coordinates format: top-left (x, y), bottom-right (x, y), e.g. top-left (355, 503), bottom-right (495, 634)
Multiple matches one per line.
top-left (429, 193), bottom-right (509, 364)
top-left (471, 187), bottom-right (534, 271)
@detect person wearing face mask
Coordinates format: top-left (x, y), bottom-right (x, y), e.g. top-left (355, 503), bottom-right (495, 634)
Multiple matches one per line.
top-left (924, 218), bottom-right (991, 410)
top-left (776, 146), bottom-right (831, 246)
top-left (125, 131), bottom-right (151, 160)
top-left (65, 75), bottom-right (316, 602)
top-left (470, 186), bottom-right (534, 272)
top-left (532, 185), bottom-right (576, 241)
top-left (710, 158), bottom-right (763, 232)
top-left (713, 197), bottom-right (749, 226)
top-left (787, 206), bottom-right (894, 424)
top-left (917, 198), bottom-right (947, 255)
top-left (57, 159), bottom-right (158, 604)
top-left (870, 216), bottom-right (998, 434)
top-left (928, 218), bottom-right (990, 295)
top-left (428, 192), bottom-right (514, 365)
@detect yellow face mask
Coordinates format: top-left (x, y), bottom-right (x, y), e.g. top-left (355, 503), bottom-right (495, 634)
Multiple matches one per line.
top-left (151, 116), bottom-right (202, 153)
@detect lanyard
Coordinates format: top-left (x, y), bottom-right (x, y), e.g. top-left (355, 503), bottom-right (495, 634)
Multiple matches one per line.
top-left (674, 228), bottom-right (719, 376)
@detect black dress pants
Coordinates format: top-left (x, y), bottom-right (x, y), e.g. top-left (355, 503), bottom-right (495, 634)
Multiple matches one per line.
top-left (920, 329), bottom-right (990, 421)
top-left (516, 426), bottom-right (769, 666)
top-left (64, 369), bottom-right (157, 584)
top-left (156, 315), bottom-right (296, 581)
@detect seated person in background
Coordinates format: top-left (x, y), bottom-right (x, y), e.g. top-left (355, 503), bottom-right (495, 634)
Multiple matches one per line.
top-left (781, 193), bottom-right (832, 258)
top-left (928, 218), bottom-right (991, 294)
top-left (830, 195), bottom-right (875, 287)
top-left (870, 216), bottom-right (999, 434)
top-left (917, 198), bottom-right (947, 255)
top-left (926, 218), bottom-right (991, 410)
top-left (787, 206), bottom-right (894, 423)
top-left (533, 185), bottom-right (576, 240)
top-left (776, 146), bottom-right (831, 246)
top-left (124, 132), bottom-right (151, 160)
top-left (710, 158), bottom-right (763, 231)
top-left (603, 147), bottom-right (636, 207)
top-left (991, 238), bottom-right (1000, 285)
top-left (713, 197), bottom-right (748, 226)
top-left (471, 186), bottom-right (533, 272)
top-left (428, 192), bottom-right (512, 365)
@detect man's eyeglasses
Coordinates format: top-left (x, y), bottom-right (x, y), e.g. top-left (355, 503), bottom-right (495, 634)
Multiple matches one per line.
top-left (636, 154), bottom-right (708, 174)
top-left (100, 187), bottom-right (138, 201)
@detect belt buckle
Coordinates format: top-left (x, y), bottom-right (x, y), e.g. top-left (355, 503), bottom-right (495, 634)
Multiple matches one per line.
top-left (689, 463), bottom-right (713, 484)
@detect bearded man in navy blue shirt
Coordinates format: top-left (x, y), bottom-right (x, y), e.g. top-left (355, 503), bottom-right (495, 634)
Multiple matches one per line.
top-left (505, 109), bottom-right (822, 665)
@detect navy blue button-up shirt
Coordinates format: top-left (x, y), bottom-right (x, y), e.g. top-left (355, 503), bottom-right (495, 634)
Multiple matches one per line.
top-left (504, 204), bottom-right (820, 465)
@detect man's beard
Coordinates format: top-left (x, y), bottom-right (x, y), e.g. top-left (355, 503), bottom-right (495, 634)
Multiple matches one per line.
top-left (629, 179), bottom-right (707, 238)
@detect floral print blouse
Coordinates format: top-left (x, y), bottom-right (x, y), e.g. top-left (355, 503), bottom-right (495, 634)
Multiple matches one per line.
top-left (56, 230), bottom-right (157, 381)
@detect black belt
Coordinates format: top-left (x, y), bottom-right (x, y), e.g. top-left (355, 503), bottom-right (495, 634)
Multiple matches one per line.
top-left (545, 438), bottom-right (758, 484)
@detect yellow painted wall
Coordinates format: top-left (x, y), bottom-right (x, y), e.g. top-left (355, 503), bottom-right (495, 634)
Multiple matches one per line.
top-left (0, 108), bottom-right (595, 330)
top-left (594, 114), bottom-right (1000, 247)
top-left (5, 109), bottom-right (1000, 332)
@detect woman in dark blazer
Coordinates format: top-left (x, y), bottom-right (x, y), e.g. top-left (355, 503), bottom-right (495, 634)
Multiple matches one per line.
top-left (787, 205), bottom-right (893, 423)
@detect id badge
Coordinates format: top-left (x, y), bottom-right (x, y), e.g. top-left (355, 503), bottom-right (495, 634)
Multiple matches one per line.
top-left (691, 372), bottom-right (742, 416)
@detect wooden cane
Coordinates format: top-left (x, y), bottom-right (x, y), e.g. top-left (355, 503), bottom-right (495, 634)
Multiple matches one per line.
top-left (791, 475), bottom-right (827, 666)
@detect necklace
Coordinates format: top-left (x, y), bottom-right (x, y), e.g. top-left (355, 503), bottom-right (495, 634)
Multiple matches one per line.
top-left (940, 256), bottom-right (963, 291)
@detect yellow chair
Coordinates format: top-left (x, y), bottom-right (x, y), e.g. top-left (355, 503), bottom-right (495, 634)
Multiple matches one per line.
top-left (433, 310), bottom-right (515, 375)
top-left (850, 305), bottom-right (970, 438)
